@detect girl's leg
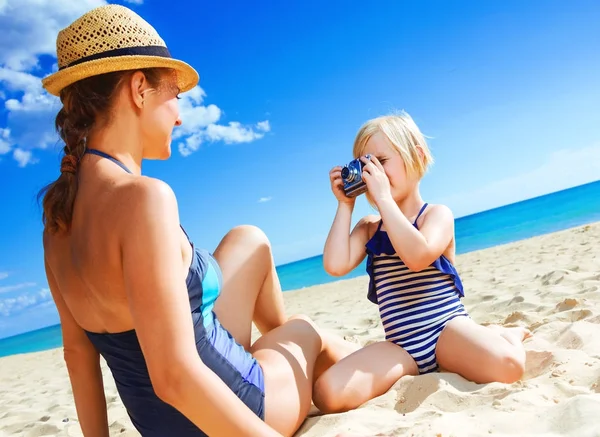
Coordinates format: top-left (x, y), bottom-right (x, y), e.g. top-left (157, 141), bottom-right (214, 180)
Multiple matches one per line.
top-left (312, 341), bottom-right (418, 414)
top-left (436, 316), bottom-right (531, 384)
top-left (212, 225), bottom-right (288, 350)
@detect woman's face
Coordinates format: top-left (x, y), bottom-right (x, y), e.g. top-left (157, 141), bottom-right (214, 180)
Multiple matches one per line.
top-left (140, 74), bottom-right (182, 160)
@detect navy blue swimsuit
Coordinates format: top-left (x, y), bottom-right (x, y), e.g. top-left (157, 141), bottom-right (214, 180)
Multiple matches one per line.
top-left (82, 149), bottom-right (265, 436)
top-left (365, 203), bottom-right (469, 374)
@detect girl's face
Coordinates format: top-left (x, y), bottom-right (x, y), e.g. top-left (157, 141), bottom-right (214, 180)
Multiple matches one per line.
top-left (362, 132), bottom-right (420, 201)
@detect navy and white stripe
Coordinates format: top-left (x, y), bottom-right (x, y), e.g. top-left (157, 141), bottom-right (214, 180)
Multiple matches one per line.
top-left (371, 254), bottom-right (467, 373)
top-left (364, 203), bottom-right (468, 374)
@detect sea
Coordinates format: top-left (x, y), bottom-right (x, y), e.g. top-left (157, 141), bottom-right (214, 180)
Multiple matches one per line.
top-left (1, 180), bottom-right (600, 358)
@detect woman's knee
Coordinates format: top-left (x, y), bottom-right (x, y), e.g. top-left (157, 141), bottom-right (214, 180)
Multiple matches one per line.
top-left (227, 224), bottom-right (271, 248)
top-left (253, 314), bottom-right (322, 357)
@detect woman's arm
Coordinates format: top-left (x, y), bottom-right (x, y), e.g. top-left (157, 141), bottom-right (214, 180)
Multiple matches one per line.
top-left (323, 203), bottom-right (376, 277)
top-left (43, 256), bottom-right (109, 437)
top-left (120, 178), bottom-right (281, 437)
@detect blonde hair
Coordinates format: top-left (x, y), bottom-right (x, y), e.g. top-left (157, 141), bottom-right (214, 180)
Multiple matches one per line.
top-left (352, 110), bottom-right (434, 208)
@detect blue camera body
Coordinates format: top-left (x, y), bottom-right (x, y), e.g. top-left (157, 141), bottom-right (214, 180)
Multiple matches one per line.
top-left (341, 154), bottom-right (370, 198)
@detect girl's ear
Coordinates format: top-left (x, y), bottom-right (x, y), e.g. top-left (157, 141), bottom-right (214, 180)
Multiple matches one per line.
top-left (416, 144), bottom-right (425, 161)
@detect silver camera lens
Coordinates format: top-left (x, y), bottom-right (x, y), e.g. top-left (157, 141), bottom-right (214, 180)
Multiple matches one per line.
top-left (341, 166), bottom-right (352, 181)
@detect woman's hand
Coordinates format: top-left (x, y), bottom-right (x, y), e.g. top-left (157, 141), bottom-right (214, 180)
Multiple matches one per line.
top-left (360, 156), bottom-right (393, 206)
top-left (329, 166), bottom-right (356, 205)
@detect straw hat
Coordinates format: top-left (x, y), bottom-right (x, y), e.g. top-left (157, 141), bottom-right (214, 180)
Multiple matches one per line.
top-left (41, 4), bottom-right (199, 96)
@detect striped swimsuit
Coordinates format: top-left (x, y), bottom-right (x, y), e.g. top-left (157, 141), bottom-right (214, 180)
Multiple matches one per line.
top-left (365, 203), bottom-right (469, 374)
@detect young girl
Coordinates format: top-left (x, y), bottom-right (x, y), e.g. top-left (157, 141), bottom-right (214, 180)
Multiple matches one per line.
top-left (313, 111), bottom-right (531, 414)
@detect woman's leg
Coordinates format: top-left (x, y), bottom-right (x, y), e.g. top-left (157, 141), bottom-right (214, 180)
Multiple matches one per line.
top-left (212, 225), bottom-right (288, 350)
top-left (250, 314), bottom-right (324, 437)
top-left (250, 315), bottom-right (390, 436)
top-left (312, 341), bottom-right (418, 414)
top-left (436, 316), bottom-right (531, 384)
top-left (211, 225), bottom-right (360, 374)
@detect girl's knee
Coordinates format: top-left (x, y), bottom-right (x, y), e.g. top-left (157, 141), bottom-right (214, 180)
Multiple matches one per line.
top-left (312, 372), bottom-right (347, 414)
top-left (493, 348), bottom-right (525, 383)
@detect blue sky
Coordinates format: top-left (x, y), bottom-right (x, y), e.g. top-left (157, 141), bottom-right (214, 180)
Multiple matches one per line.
top-left (0, 0), bottom-right (599, 339)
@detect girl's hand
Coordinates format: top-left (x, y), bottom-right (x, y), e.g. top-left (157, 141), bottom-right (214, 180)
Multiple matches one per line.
top-left (360, 156), bottom-right (393, 206)
top-left (329, 166), bottom-right (356, 205)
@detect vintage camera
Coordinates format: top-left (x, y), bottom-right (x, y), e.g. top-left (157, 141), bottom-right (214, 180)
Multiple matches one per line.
top-left (341, 154), bottom-right (371, 198)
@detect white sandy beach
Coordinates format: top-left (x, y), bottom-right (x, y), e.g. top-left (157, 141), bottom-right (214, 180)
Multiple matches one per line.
top-left (1, 222), bottom-right (599, 437)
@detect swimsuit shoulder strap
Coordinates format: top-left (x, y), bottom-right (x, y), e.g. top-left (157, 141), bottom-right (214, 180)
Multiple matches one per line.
top-left (413, 202), bottom-right (429, 228)
top-left (85, 148), bottom-right (193, 244)
top-left (85, 148), bottom-right (133, 174)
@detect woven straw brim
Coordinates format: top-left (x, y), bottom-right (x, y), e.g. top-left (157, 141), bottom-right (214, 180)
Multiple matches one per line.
top-left (42, 55), bottom-right (199, 96)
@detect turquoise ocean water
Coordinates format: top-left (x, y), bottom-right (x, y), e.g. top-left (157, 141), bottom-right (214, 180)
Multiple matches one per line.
top-left (2, 180), bottom-right (600, 357)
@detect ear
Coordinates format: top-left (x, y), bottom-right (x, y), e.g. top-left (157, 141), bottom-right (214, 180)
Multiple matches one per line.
top-left (415, 144), bottom-right (425, 161)
top-left (129, 71), bottom-right (151, 110)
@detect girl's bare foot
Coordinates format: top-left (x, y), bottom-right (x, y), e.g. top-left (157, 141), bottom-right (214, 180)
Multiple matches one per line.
top-left (487, 324), bottom-right (532, 346)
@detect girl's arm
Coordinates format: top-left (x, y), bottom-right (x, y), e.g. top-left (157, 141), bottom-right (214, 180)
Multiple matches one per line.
top-left (44, 257), bottom-right (109, 437)
top-left (377, 199), bottom-right (454, 271)
top-left (360, 156), bottom-right (454, 272)
top-left (323, 165), bottom-right (378, 276)
top-left (323, 202), bottom-right (377, 277)
top-left (121, 178), bottom-right (281, 437)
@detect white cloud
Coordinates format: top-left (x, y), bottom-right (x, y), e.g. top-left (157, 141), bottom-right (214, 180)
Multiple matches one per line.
top-left (0, 68), bottom-right (60, 157)
top-left (256, 120), bottom-right (270, 132)
top-left (0, 128), bottom-right (11, 155)
top-left (0, 288), bottom-right (53, 317)
top-left (437, 143), bottom-right (600, 218)
top-left (0, 0), bottom-right (107, 72)
top-left (258, 196), bottom-right (272, 203)
top-left (0, 0), bottom-right (106, 167)
top-left (13, 148), bottom-right (34, 167)
top-left (0, 0), bottom-right (270, 167)
top-left (175, 87), bottom-right (272, 157)
top-left (205, 121), bottom-right (269, 144)
top-left (0, 282), bottom-right (36, 294)
top-left (0, 272), bottom-right (8, 280)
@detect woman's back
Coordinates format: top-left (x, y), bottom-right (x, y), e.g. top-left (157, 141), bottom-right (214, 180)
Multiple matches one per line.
top-left (43, 150), bottom-right (239, 436)
top-left (44, 153), bottom-right (192, 335)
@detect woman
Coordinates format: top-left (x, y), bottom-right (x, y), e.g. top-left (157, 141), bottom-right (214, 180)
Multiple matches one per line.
top-left (40, 5), bottom-right (358, 437)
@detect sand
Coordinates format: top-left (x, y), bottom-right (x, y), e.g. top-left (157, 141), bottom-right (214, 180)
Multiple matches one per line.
top-left (1, 222), bottom-right (600, 437)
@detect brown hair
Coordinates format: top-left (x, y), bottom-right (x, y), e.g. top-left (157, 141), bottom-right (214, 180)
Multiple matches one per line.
top-left (38, 68), bottom-right (167, 234)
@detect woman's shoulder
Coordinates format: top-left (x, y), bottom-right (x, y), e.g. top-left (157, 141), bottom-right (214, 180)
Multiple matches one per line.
top-left (111, 176), bottom-right (181, 231)
top-left (119, 176), bottom-right (179, 210)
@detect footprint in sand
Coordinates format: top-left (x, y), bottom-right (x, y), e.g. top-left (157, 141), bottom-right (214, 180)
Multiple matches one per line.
top-left (587, 315), bottom-right (600, 324)
top-left (509, 296), bottom-right (525, 305)
top-left (556, 328), bottom-right (585, 350)
top-left (555, 298), bottom-right (578, 312)
top-left (523, 350), bottom-right (555, 380)
top-left (592, 377), bottom-right (600, 394)
top-left (539, 270), bottom-right (572, 286)
top-left (504, 311), bottom-right (525, 324)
